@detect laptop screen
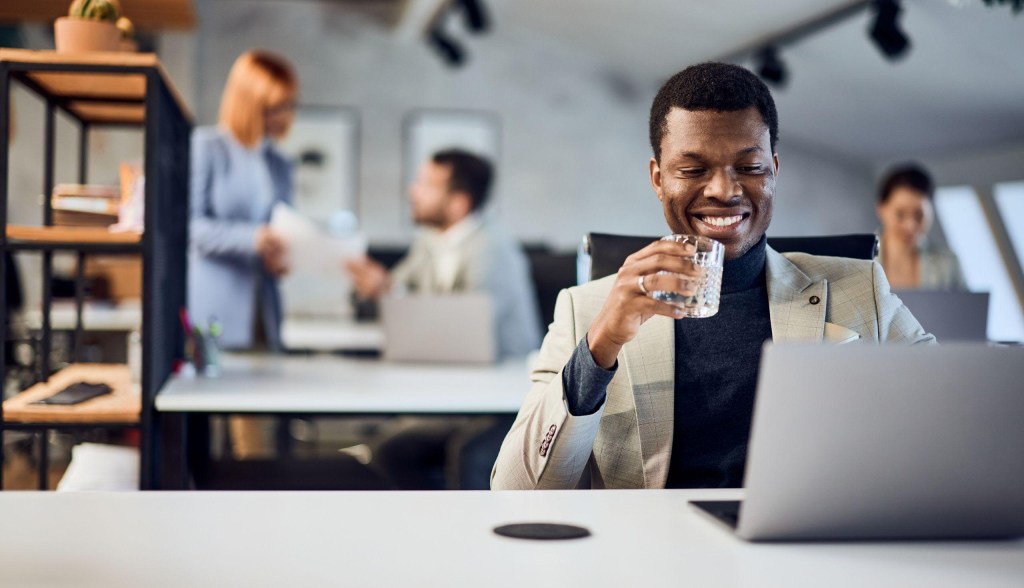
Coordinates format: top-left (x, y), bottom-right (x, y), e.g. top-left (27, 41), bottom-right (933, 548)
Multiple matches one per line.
top-left (381, 294), bottom-right (496, 363)
top-left (895, 290), bottom-right (988, 342)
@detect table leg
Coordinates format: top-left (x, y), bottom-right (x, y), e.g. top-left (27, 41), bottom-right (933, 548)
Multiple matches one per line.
top-left (37, 428), bottom-right (48, 491)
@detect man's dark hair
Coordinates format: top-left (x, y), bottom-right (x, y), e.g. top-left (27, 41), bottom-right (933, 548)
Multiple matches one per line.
top-left (878, 163), bottom-right (934, 204)
top-left (649, 62), bottom-right (779, 161)
top-left (433, 148), bottom-right (494, 212)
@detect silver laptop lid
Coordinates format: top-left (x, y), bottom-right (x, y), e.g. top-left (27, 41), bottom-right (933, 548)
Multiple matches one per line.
top-left (381, 294), bottom-right (496, 364)
top-left (739, 343), bottom-right (1024, 541)
top-left (896, 290), bottom-right (989, 342)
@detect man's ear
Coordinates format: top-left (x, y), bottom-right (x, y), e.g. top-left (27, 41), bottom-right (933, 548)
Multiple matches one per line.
top-left (447, 190), bottom-right (473, 220)
top-left (773, 153), bottom-right (780, 178)
top-left (649, 156), bottom-right (663, 202)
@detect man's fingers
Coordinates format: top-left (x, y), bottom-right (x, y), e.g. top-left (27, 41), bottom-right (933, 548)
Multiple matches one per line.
top-left (624, 255), bottom-right (704, 282)
top-left (639, 295), bottom-right (688, 319)
top-left (642, 271), bottom-right (703, 297)
top-left (647, 301), bottom-right (688, 319)
top-left (623, 240), bottom-right (698, 266)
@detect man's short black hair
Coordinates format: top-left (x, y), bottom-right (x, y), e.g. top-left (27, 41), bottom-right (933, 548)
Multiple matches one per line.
top-left (433, 149), bottom-right (494, 212)
top-left (878, 163), bottom-right (934, 204)
top-left (649, 62), bottom-right (779, 162)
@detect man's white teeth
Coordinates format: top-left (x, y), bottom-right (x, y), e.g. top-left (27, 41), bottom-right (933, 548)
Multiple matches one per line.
top-left (700, 215), bottom-right (743, 227)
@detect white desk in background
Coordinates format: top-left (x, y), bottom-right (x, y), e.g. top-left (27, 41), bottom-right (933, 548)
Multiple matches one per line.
top-left (1, 489), bottom-right (1021, 588)
top-left (156, 353), bottom-right (530, 414)
top-left (280, 316), bottom-right (384, 352)
top-left (154, 353), bottom-right (531, 488)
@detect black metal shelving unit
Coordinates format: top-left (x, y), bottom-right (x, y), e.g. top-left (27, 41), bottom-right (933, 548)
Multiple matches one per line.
top-left (0, 49), bottom-right (190, 490)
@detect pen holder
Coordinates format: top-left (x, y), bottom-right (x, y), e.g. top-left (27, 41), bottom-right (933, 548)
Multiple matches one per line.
top-left (200, 331), bottom-right (221, 377)
top-left (184, 322), bottom-right (222, 377)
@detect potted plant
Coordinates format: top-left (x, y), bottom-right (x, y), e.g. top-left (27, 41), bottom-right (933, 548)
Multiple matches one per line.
top-left (54, 0), bottom-right (122, 53)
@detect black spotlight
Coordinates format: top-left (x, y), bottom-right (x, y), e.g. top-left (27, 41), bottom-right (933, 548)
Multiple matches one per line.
top-left (756, 46), bottom-right (787, 87)
top-left (428, 27), bottom-right (466, 68)
top-left (456, 0), bottom-right (489, 34)
top-left (869, 0), bottom-right (910, 60)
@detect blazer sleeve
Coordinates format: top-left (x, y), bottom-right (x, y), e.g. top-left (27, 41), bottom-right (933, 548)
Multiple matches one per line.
top-left (490, 288), bottom-right (605, 490)
top-left (189, 131), bottom-right (261, 260)
top-left (872, 261), bottom-right (937, 344)
top-left (388, 237), bottom-right (428, 294)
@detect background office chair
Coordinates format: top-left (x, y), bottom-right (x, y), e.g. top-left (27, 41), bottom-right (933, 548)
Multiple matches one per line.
top-left (583, 232), bottom-right (878, 281)
top-left (524, 244), bottom-right (578, 332)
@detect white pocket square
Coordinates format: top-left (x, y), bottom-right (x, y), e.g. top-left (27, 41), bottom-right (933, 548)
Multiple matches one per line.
top-left (824, 322), bottom-right (861, 344)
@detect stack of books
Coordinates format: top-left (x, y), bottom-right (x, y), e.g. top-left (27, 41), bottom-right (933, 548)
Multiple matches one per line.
top-left (52, 184), bottom-right (120, 227)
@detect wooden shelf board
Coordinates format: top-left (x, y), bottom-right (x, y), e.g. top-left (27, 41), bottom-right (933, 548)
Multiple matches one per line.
top-left (68, 102), bottom-right (146, 125)
top-left (27, 71), bottom-right (146, 101)
top-left (2, 364), bottom-right (139, 424)
top-left (7, 225), bottom-right (142, 245)
top-left (0, 49), bottom-right (192, 122)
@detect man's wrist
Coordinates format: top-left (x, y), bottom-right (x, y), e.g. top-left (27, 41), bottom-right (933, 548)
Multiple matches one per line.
top-left (587, 328), bottom-right (621, 370)
top-left (563, 334), bottom-right (616, 417)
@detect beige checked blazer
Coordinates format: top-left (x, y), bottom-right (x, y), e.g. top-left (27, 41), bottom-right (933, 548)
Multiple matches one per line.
top-left (491, 247), bottom-right (935, 490)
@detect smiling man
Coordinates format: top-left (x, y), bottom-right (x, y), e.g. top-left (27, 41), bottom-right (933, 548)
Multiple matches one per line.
top-left (491, 62), bottom-right (934, 490)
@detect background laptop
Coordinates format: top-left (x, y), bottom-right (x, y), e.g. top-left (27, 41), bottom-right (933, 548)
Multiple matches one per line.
top-left (691, 343), bottom-right (1024, 541)
top-left (381, 294), bottom-right (496, 364)
top-left (896, 290), bottom-right (989, 342)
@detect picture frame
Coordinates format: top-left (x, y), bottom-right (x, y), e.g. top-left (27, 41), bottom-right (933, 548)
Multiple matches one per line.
top-left (276, 105), bottom-right (361, 224)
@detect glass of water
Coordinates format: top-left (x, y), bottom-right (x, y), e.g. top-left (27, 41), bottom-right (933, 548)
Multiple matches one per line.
top-left (650, 235), bottom-right (725, 318)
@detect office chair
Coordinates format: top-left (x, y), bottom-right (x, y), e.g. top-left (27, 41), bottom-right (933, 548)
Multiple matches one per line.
top-left (524, 244), bottom-right (578, 332)
top-left (582, 232), bottom-right (878, 281)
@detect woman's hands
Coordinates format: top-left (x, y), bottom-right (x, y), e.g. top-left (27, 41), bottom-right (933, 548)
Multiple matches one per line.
top-left (255, 225), bottom-right (289, 278)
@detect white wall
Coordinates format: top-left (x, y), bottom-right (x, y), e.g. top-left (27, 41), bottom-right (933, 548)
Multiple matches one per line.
top-left (911, 142), bottom-right (1024, 191)
top-left (771, 141), bottom-right (877, 237)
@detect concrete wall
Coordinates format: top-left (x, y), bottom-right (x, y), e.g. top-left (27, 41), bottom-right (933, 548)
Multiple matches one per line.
top-left (6, 2), bottom-right (881, 312)
top-left (191, 0), bottom-right (878, 248)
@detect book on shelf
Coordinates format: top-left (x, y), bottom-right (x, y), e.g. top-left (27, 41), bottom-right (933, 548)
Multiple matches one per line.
top-left (52, 183), bottom-right (120, 227)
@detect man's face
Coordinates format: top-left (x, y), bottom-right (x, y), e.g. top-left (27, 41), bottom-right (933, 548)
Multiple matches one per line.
top-left (408, 161), bottom-right (453, 228)
top-left (650, 107), bottom-right (778, 260)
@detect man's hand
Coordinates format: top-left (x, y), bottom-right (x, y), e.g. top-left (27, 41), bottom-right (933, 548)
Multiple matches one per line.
top-left (255, 225), bottom-right (290, 278)
top-left (344, 256), bottom-right (391, 300)
top-left (587, 240), bottom-right (704, 369)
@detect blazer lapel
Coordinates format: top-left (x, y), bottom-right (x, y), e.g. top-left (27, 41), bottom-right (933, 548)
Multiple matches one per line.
top-left (766, 247), bottom-right (827, 342)
top-left (621, 314), bottom-right (675, 488)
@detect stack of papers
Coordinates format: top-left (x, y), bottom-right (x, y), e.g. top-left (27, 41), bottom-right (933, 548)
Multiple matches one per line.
top-left (270, 203), bottom-right (368, 319)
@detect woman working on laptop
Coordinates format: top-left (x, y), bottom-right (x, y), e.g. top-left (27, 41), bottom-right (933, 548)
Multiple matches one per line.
top-left (874, 164), bottom-right (965, 290)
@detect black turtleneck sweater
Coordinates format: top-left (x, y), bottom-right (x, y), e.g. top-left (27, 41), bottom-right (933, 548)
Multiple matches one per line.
top-left (563, 236), bottom-right (772, 488)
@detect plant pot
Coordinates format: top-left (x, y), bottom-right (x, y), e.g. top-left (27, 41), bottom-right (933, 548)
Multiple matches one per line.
top-left (54, 17), bottom-right (121, 53)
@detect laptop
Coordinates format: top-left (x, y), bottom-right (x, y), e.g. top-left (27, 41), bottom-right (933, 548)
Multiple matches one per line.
top-left (896, 290), bottom-right (989, 342)
top-left (380, 293), bottom-right (496, 364)
top-left (690, 343), bottom-right (1024, 541)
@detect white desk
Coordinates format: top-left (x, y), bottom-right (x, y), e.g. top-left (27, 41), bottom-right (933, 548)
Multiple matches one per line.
top-left (1, 489), bottom-right (1020, 588)
top-left (280, 316), bottom-right (384, 352)
top-left (156, 353), bottom-right (531, 414)
top-left (154, 354), bottom-right (532, 489)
